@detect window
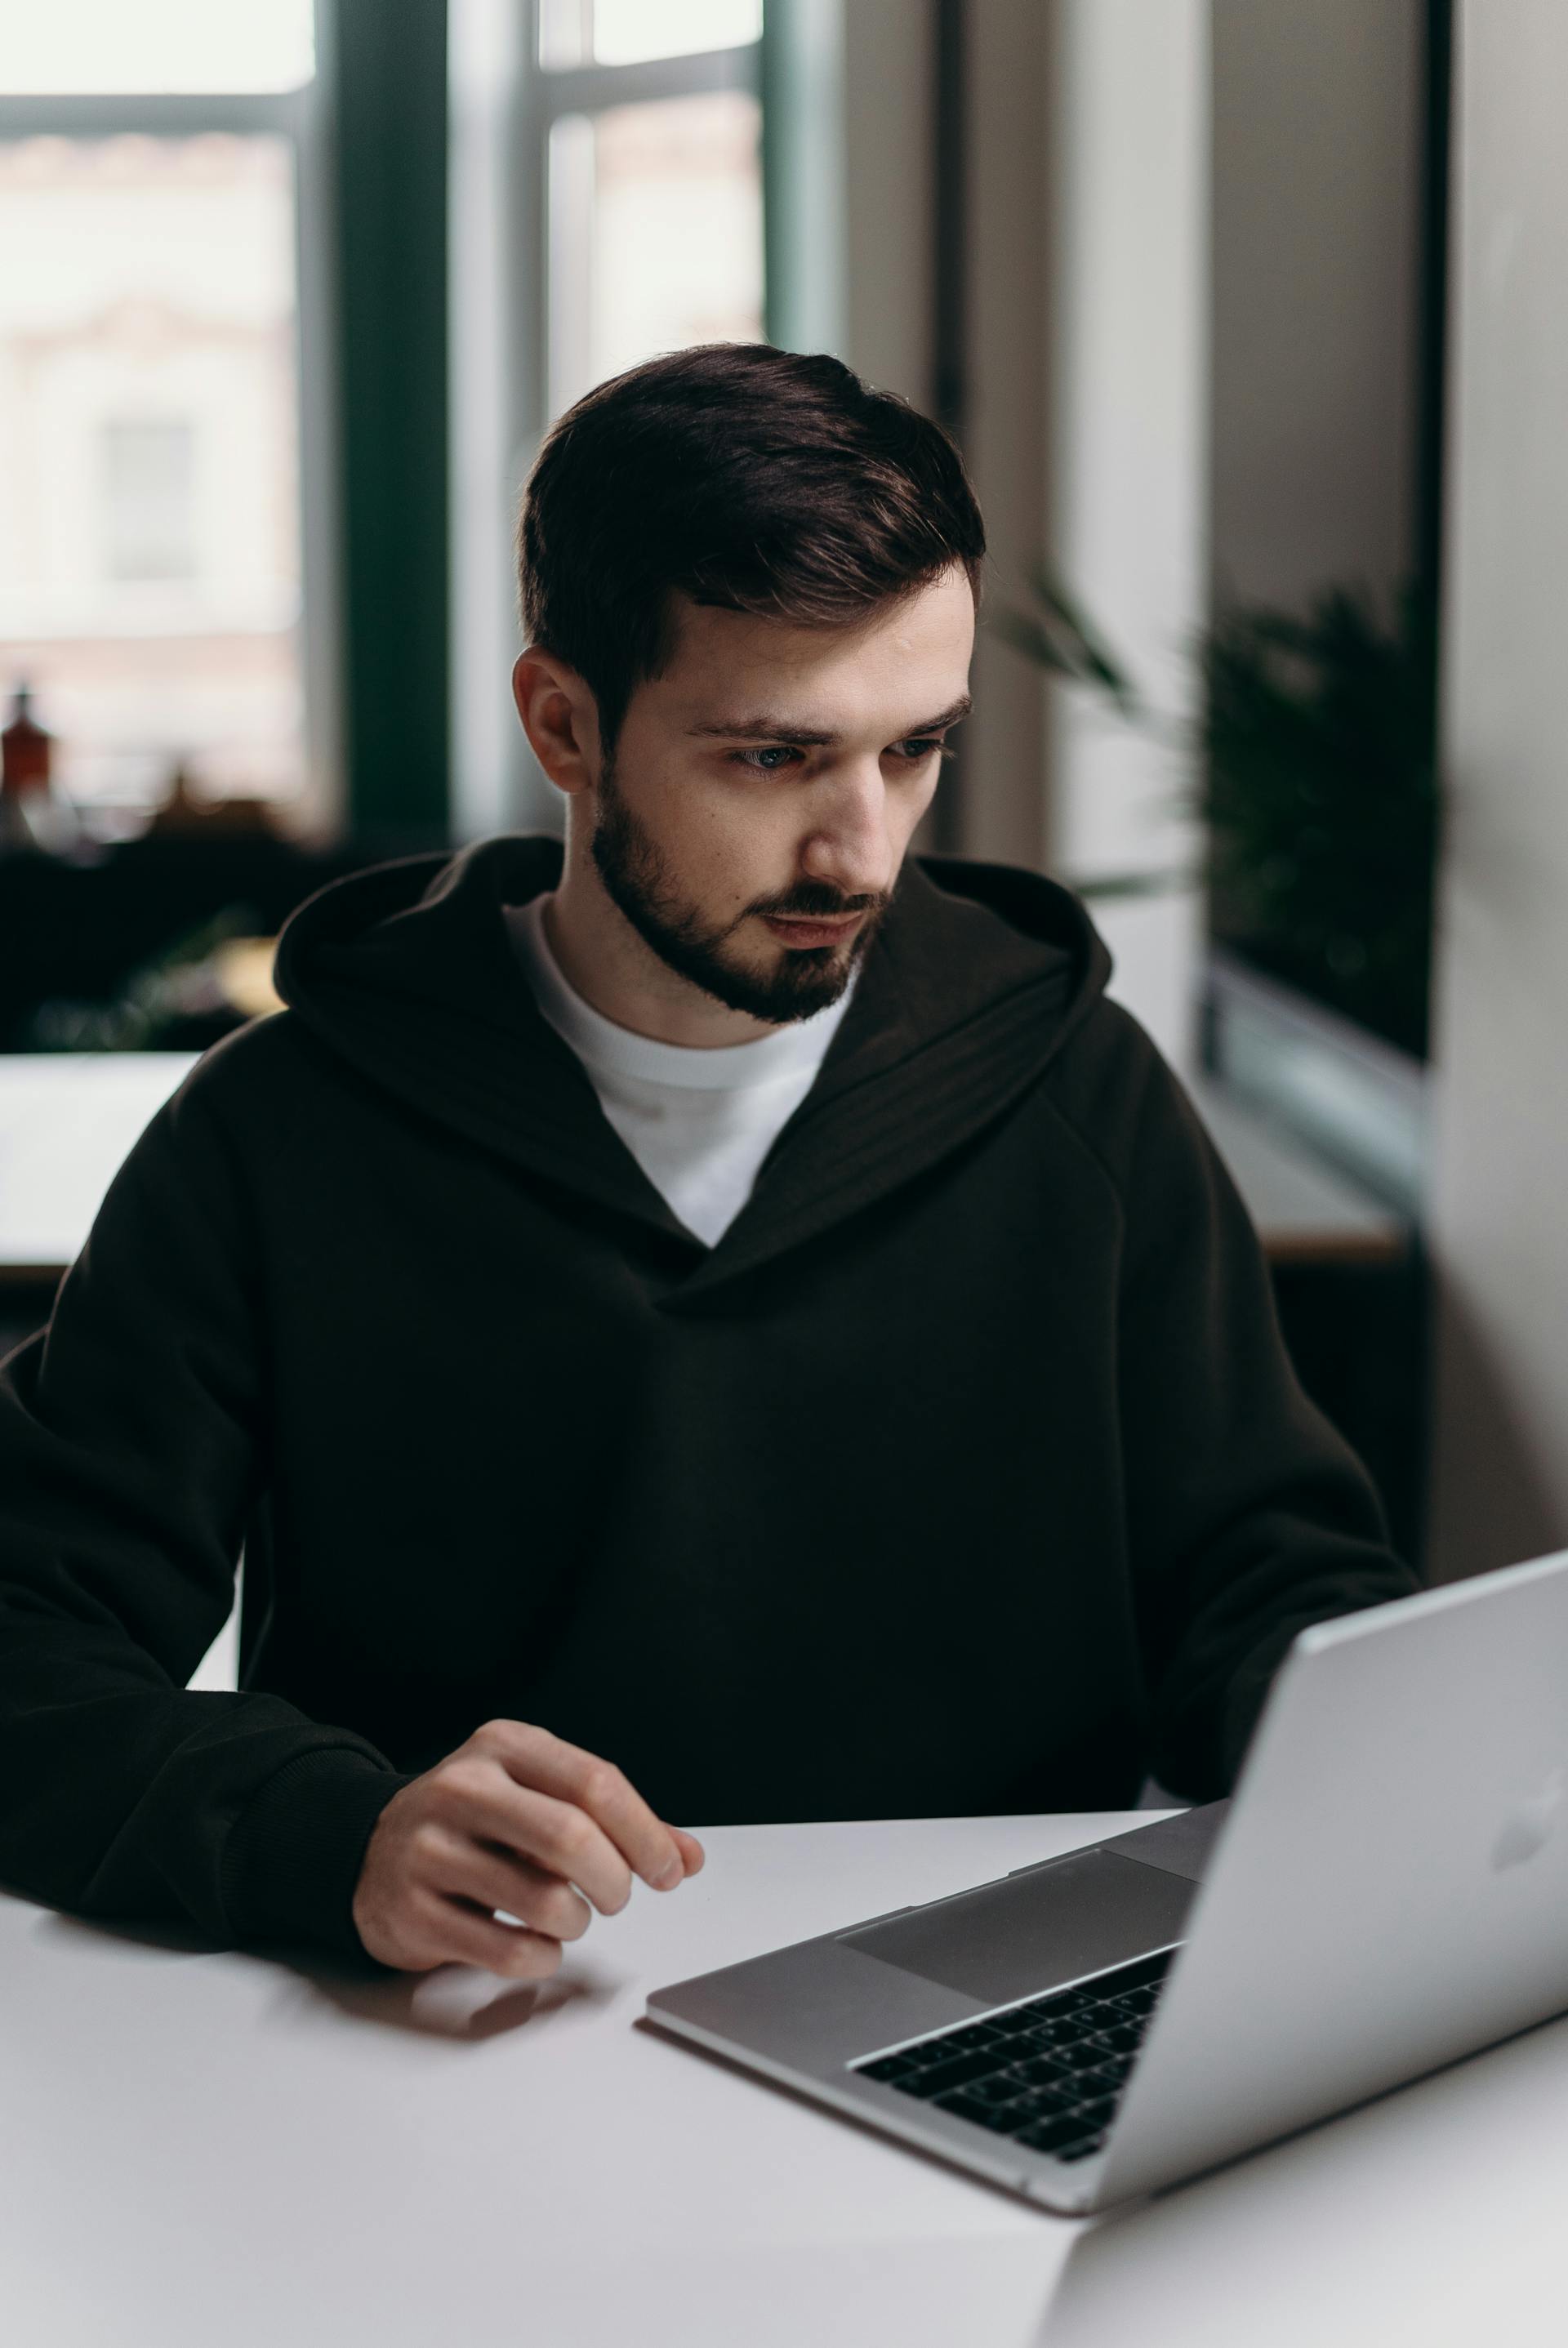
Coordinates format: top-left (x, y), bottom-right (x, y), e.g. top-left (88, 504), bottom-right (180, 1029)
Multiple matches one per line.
top-left (449, 0), bottom-right (766, 837)
top-left (540, 7), bottom-right (765, 421)
top-left (547, 91), bottom-right (764, 420)
top-left (0, 9), bottom-right (328, 832)
top-left (539, 0), bottom-right (764, 71)
top-left (101, 418), bottom-right (198, 583)
top-left (0, 0), bottom-right (315, 96)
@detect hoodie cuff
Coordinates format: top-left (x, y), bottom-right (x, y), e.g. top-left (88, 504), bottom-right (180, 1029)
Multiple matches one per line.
top-left (220, 1747), bottom-right (415, 1963)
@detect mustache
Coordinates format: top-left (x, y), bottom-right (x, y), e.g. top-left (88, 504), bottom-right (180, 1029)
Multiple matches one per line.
top-left (751, 884), bottom-right (888, 920)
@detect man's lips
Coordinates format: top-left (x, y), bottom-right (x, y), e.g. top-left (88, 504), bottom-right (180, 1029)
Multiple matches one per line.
top-left (760, 911), bottom-right (865, 949)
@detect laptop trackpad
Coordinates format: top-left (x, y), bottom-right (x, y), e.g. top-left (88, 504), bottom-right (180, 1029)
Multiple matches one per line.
top-left (840, 1848), bottom-right (1196, 2007)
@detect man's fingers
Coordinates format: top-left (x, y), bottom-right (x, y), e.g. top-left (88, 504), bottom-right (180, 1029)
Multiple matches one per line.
top-left (669, 1825), bottom-right (706, 1877)
top-left (442, 1774), bottom-right (634, 1914)
top-left (471, 1721), bottom-right (685, 1890)
top-left (435, 1841), bottom-right (593, 1942)
top-left (425, 1897), bottom-right (564, 1980)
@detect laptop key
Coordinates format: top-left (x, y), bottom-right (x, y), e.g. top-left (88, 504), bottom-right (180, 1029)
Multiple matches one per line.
top-left (1054, 2038), bottom-right (1110, 2074)
top-left (902, 2038), bottom-right (967, 2068)
top-left (1034, 2016), bottom-right (1088, 2042)
top-left (1002, 2083), bottom-right (1082, 2125)
top-left (935, 2022), bottom-right (1009, 2056)
top-left (1072, 2096), bottom-right (1118, 2132)
top-left (1022, 1989), bottom-right (1096, 2019)
top-left (957, 2075), bottom-right (1027, 2113)
top-left (1007, 2052), bottom-right (1073, 2087)
top-left (1018, 2017), bottom-right (1086, 2050)
top-left (1111, 1986), bottom-right (1160, 2017)
top-left (964, 2072), bottom-right (1031, 2106)
top-left (1090, 2023), bottom-right (1143, 2055)
top-left (987, 2007), bottom-right (1044, 2036)
top-left (859, 2053), bottom-right (918, 2083)
top-left (892, 2049), bottom-right (1007, 2100)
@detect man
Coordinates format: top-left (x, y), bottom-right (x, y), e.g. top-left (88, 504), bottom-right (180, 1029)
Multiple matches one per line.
top-left (0, 345), bottom-right (1417, 1984)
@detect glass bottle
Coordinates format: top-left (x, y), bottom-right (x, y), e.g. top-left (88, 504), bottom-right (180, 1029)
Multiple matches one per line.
top-left (1, 683), bottom-right (74, 853)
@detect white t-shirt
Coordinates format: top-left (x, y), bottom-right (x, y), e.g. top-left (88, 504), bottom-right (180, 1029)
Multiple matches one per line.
top-left (505, 895), bottom-right (857, 1247)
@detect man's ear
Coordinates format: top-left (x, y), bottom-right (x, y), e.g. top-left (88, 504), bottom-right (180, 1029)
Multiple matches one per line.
top-left (512, 650), bottom-right (600, 797)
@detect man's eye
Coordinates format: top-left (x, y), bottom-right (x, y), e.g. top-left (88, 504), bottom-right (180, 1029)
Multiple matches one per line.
top-left (728, 737), bottom-right (948, 774)
top-left (730, 746), bottom-right (801, 773)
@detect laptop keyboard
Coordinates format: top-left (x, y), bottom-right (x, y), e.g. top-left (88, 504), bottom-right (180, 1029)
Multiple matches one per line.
top-left (849, 1947), bottom-right (1176, 2163)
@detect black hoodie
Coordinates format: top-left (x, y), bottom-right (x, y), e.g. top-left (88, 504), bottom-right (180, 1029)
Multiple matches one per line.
top-left (0, 834), bottom-right (1418, 1962)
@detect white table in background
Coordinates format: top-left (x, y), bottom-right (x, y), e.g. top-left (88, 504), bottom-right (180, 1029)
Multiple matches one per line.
top-left (0, 1054), bottom-right (1400, 1278)
top-left (5, 1809), bottom-right (1568, 2348)
top-left (0, 1053), bottom-right (197, 1274)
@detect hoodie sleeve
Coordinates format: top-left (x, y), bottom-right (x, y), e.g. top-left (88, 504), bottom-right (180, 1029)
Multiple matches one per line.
top-left (1089, 1008), bottom-right (1422, 1801)
top-left (0, 1059), bottom-right (411, 1959)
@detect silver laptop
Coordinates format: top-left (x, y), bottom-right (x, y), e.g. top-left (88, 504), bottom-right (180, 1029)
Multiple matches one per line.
top-left (645, 1548), bottom-right (1568, 2212)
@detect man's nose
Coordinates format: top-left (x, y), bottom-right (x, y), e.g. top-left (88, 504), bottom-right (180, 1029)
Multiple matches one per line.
top-left (800, 768), bottom-right (895, 898)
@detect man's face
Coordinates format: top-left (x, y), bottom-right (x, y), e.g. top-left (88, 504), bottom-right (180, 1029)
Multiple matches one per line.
top-left (584, 567), bottom-right (975, 1023)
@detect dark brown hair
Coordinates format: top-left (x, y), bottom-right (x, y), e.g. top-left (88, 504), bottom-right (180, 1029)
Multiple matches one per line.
top-left (517, 343), bottom-right (987, 759)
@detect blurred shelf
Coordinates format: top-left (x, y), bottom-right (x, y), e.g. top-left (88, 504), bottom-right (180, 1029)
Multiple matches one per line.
top-left (1187, 1075), bottom-right (1407, 1266)
top-left (1203, 949), bottom-right (1428, 1219)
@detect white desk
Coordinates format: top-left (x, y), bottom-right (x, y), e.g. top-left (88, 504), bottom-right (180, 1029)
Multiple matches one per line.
top-left (6, 1810), bottom-right (1567, 2346)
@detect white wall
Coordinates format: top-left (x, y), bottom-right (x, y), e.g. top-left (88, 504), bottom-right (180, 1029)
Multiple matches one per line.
top-left (1043, 0), bottom-right (1211, 1078)
top-left (1425, 0), bottom-right (1568, 1580)
top-left (1209, 0), bottom-right (1423, 616)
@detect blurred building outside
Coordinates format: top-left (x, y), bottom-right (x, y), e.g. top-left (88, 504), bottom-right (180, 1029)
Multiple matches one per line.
top-left (0, 0), bottom-right (771, 849)
top-left (0, 131), bottom-right (306, 831)
top-left (546, 89), bottom-right (763, 425)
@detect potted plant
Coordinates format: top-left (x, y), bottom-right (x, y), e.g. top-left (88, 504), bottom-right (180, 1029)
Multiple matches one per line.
top-left (985, 568), bottom-right (1442, 1058)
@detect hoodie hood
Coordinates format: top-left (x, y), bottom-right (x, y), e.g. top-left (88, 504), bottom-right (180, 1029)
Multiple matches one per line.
top-left (272, 831), bottom-right (1113, 1292)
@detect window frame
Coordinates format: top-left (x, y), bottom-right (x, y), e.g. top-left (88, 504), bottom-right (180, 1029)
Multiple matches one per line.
top-left (448, 0), bottom-right (764, 841)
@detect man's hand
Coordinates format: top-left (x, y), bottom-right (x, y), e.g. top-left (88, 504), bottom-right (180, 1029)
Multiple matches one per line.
top-left (351, 1718), bottom-right (705, 1976)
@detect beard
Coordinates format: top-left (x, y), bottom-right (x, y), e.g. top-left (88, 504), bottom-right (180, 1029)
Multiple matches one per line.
top-left (589, 752), bottom-right (891, 1024)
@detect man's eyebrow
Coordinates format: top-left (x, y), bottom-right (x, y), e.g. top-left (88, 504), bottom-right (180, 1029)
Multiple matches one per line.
top-left (684, 693), bottom-right (973, 745)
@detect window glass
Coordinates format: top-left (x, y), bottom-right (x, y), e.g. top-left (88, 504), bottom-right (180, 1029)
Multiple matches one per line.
top-left (537, 0), bottom-right (590, 71)
top-left (0, 136), bottom-right (305, 822)
top-left (0, 0), bottom-right (314, 95)
top-left (101, 421), bottom-right (197, 582)
top-left (592, 0), bottom-right (762, 65)
top-left (540, 0), bottom-right (762, 72)
top-left (547, 91), bottom-right (764, 423)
